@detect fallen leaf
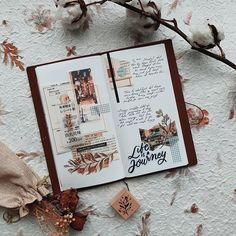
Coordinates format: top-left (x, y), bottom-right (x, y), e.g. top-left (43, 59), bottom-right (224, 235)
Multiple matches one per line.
top-left (136, 211), bottom-right (151, 236)
top-left (229, 108), bottom-right (234, 119)
top-left (66, 46), bottom-right (77, 57)
top-left (1, 39), bottom-right (25, 71)
top-left (183, 11), bottom-right (192, 25)
top-left (195, 224), bottom-right (203, 236)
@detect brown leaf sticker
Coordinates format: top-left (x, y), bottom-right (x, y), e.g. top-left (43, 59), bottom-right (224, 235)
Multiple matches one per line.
top-left (65, 151), bottom-right (117, 175)
top-left (66, 46), bottom-right (77, 57)
top-left (195, 224), bottom-right (203, 236)
top-left (16, 150), bottom-right (44, 159)
top-left (1, 39), bottom-right (25, 71)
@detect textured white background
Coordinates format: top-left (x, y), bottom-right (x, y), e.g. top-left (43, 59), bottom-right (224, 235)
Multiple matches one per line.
top-left (1, 0), bottom-right (236, 235)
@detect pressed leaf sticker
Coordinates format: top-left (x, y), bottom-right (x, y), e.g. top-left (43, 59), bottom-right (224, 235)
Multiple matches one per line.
top-left (65, 151), bottom-right (117, 175)
top-left (1, 39), bottom-right (25, 71)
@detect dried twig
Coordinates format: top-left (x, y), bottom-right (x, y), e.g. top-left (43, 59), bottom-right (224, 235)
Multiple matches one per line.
top-left (110, 1), bottom-right (236, 71)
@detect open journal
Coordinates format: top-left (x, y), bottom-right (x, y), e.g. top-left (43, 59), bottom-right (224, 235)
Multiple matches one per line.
top-left (27, 40), bottom-right (197, 194)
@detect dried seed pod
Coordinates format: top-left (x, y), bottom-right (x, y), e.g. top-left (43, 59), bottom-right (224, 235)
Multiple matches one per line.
top-left (126, 0), bottom-right (162, 38)
top-left (59, 189), bottom-right (79, 213)
top-left (189, 18), bottom-right (224, 49)
top-left (70, 212), bottom-right (87, 231)
top-left (55, 0), bottom-right (89, 30)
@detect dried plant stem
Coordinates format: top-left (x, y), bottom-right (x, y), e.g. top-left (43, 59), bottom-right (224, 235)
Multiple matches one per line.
top-left (86, 0), bottom-right (107, 7)
top-left (112, 2), bottom-right (236, 71)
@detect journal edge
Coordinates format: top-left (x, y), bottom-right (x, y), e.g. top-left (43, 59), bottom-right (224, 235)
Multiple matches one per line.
top-left (26, 39), bottom-right (197, 194)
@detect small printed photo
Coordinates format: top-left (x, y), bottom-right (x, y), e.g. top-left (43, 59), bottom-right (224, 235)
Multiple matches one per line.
top-left (109, 58), bottom-right (133, 88)
top-left (59, 94), bottom-right (71, 104)
top-left (139, 122), bottom-right (178, 151)
top-left (70, 68), bottom-right (97, 105)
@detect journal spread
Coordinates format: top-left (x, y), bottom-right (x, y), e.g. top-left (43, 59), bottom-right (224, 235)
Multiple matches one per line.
top-left (27, 40), bottom-right (197, 194)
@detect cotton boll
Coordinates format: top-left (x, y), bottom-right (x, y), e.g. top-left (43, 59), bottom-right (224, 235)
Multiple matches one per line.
top-left (55, 0), bottom-right (89, 30)
top-left (126, 0), bottom-right (162, 37)
top-left (189, 18), bottom-right (224, 49)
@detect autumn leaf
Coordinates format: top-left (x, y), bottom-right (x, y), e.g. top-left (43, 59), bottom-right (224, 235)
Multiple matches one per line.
top-left (183, 11), bottom-right (192, 25)
top-left (229, 108), bottom-right (234, 119)
top-left (66, 46), bottom-right (77, 57)
top-left (195, 224), bottom-right (203, 236)
top-left (1, 39), bottom-right (25, 71)
top-left (165, 170), bottom-right (178, 178)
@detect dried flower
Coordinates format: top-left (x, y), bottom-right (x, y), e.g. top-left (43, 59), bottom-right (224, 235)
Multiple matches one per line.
top-left (59, 189), bottom-right (79, 212)
top-left (70, 212), bottom-right (87, 231)
top-left (126, 0), bottom-right (161, 39)
top-left (189, 18), bottom-right (224, 53)
top-left (56, 0), bottom-right (90, 30)
top-left (26, 6), bottom-right (53, 33)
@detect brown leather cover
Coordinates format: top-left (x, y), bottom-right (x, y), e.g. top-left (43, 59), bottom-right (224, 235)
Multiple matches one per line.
top-left (27, 39), bottom-right (197, 194)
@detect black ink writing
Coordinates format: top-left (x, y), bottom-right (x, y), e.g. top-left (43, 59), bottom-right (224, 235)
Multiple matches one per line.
top-left (128, 142), bottom-right (167, 173)
top-left (118, 104), bottom-right (155, 128)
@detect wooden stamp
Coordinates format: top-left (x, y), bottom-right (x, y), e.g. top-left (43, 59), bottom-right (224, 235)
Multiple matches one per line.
top-left (111, 188), bottom-right (140, 220)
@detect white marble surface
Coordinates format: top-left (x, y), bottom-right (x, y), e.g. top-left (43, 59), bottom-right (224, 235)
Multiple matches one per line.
top-left (1, 0), bottom-right (236, 235)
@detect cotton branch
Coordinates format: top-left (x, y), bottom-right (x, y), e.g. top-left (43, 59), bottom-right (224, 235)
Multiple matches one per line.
top-left (112, 1), bottom-right (236, 71)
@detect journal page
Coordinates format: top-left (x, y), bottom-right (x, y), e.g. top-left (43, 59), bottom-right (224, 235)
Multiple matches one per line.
top-left (107, 43), bottom-right (189, 177)
top-left (35, 55), bottom-right (125, 190)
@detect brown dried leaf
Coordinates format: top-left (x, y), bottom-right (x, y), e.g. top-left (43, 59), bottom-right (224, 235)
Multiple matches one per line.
top-left (70, 212), bottom-right (87, 231)
top-left (184, 11), bottom-right (192, 25)
top-left (66, 46), bottom-right (77, 57)
top-left (1, 39), bottom-right (25, 71)
top-left (195, 224), bottom-right (203, 236)
top-left (31, 199), bottom-right (72, 236)
top-left (165, 170), bottom-right (178, 178)
top-left (26, 7), bottom-right (53, 33)
top-left (2, 20), bottom-right (7, 25)
top-left (168, 0), bottom-right (183, 15)
top-left (170, 190), bottom-right (178, 206)
top-left (229, 108), bottom-right (234, 119)
top-left (16, 150), bottom-right (43, 159)
top-left (59, 189), bottom-right (79, 212)
top-left (136, 211), bottom-right (151, 236)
